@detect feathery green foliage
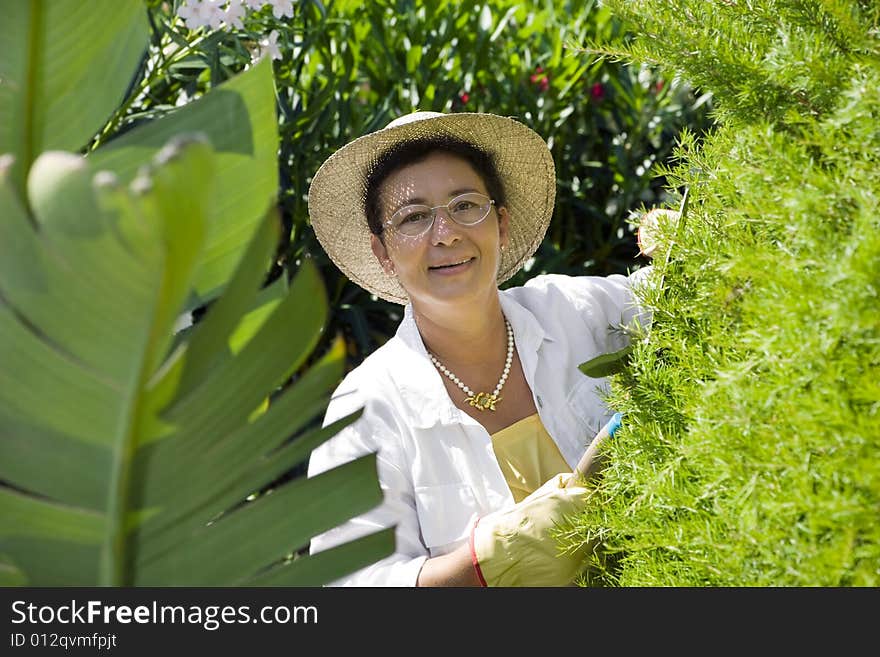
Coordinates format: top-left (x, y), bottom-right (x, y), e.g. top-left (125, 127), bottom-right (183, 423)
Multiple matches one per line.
top-left (570, 0), bottom-right (880, 586)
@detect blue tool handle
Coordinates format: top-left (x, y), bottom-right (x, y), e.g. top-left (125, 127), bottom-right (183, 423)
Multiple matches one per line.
top-left (568, 412), bottom-right (623, 486)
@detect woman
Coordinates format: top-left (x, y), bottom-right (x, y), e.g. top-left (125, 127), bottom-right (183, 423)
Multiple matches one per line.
top-left (306, 111), bottom-right (653, 586)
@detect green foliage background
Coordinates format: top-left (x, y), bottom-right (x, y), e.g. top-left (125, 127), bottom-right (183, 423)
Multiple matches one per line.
top-left (119, 0), bottom-right (713, 365)
top-left (570, 0), bottom-right (879, 586)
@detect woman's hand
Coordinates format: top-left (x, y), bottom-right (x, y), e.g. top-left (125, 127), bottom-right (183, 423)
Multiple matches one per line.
top-left (469, 473), bottom-right (592, 587)
top-left (416, 473), bottom-right (592, 587)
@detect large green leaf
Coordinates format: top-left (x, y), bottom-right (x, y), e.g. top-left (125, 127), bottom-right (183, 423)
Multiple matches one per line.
top-left (0, 0), bottom-right (148, 196)
top-left (0, 141), bottom-right (390, 586)
top-left (0, 2), bottom-right (388, 588)
top-left (88, 58), bottom-right (280, 311)
top-left (0, 555), bottom-right (27, 586)
top-left (1, 1), bottom-right (279, 313)
top-left (247, 527), bottom-right (396, 586)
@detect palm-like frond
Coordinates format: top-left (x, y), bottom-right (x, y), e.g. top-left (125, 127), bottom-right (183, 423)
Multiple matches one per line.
top-left (0, 0), bottom-right (391, 586)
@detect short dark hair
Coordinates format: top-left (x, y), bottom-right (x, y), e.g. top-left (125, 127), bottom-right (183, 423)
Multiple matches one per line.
top-left (364, 136), bottom-right (506, 238)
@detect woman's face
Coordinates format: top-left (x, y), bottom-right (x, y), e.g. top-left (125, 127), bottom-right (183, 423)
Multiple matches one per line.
top-left (370, 151), bottom-right (510, 310)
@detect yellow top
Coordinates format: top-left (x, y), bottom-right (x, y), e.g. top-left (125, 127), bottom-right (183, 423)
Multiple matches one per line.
top-left (489, 413), bottom-right (570, 503)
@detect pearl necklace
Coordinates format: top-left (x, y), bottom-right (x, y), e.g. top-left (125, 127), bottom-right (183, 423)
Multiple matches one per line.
top-left (428, 319), bottom-right (514, 412)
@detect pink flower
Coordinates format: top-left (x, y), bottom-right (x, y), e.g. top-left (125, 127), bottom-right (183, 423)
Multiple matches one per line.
top-left (530, 67), bottom-right (549, 93)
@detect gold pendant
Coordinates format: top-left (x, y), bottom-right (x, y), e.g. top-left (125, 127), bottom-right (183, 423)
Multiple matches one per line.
top-left (465, 392), bottom-right (501, 411)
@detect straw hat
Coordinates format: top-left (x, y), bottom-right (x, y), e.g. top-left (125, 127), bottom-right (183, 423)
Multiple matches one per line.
top-left (307, 111), bottom-right (556, 305)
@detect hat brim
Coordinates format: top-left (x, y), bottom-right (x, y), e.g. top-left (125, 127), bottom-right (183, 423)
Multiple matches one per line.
top-left (308, 112), bottom-right (556, 305)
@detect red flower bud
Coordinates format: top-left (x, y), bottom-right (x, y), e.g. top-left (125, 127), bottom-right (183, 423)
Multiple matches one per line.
top-left (530, 67), bottom-right (550, 93)
top-left (590, 82), bottom-right (605, 101)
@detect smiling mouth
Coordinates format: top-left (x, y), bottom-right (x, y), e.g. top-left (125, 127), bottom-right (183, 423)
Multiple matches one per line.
top-left (429, 257), bottom-right (475, 270)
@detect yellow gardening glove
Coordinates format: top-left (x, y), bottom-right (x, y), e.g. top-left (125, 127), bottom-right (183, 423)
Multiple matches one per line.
top-left (469, 473), bottom-right (591, 587)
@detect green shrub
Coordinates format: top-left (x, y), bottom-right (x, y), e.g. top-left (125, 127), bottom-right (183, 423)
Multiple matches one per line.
top-left (570, 0), bottom-right (879, 586)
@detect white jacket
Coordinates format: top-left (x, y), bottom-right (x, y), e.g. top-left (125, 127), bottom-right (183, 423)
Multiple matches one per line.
top-left (307, 271), bottom-right (651, 586)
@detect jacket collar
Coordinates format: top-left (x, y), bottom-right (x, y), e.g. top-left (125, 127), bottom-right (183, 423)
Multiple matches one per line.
top-left (388, 290), bottom-right (554, 429)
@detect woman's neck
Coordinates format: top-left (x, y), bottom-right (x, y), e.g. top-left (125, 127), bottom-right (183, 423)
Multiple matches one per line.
top-left (412, 292), bottom-right (508, 369)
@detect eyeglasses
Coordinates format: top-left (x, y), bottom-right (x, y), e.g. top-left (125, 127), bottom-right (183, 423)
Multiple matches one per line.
top-left (384, 192), bottom-right (495, 238)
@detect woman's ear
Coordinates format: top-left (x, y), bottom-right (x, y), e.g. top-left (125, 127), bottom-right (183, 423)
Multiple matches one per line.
top-left (498, 206), bottom-right (511, 252)
top-left (370, 233), bottom-right (396, 276)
